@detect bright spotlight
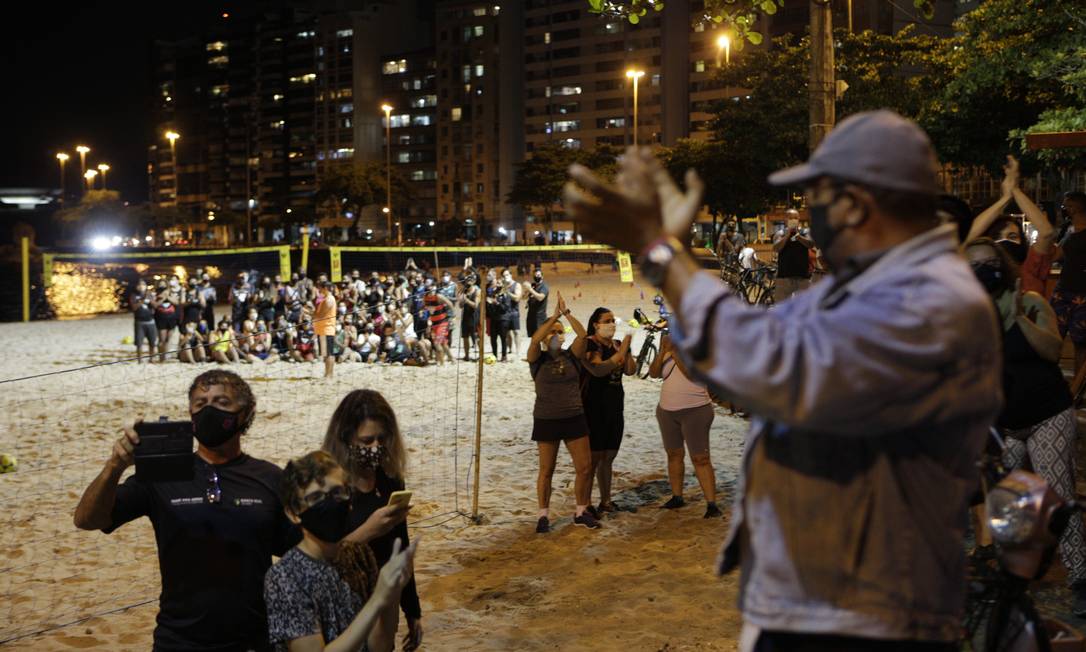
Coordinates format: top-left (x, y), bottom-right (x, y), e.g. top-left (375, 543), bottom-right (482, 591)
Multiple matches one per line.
top-left (90, 237), bottom-right (111, 251)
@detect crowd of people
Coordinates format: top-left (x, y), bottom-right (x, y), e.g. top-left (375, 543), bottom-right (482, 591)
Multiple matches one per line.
top-left (77, 108), bottom-right (1086, 652)
top-left (128, 260), bottom-right (554, 378)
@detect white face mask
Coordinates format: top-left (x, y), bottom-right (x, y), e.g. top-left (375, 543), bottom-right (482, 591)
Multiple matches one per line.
top-left (596, 323), bottom-right (616, 339)
top-left (548, 335), bottom-right (563, 351)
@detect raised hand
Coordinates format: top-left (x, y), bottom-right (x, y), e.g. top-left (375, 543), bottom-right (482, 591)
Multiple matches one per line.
top-left (1001, 154), bottom-right (1020, 198)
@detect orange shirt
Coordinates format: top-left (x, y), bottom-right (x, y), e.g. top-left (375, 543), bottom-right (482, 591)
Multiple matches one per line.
top-left (313, 294), bottom-right (336, 336)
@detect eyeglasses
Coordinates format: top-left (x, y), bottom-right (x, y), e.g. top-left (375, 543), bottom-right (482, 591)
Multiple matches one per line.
top-left (302, 485), bottom-right (351, 509)
top-left (206, 467), bottom-right (222, 504)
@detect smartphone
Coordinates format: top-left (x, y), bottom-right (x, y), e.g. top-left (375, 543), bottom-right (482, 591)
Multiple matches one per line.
top-left (387, 490), bottom-right (413, 509)
top-left (134, 420), bottom-right (195, 482)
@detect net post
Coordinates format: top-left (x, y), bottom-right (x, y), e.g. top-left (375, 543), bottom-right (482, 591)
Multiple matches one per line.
top-left (301, 232), bottom-right (310, 275)
top-left (471, 265), bottom-right (486, 523)
top-left (21, 237), bottom-right (29, 322)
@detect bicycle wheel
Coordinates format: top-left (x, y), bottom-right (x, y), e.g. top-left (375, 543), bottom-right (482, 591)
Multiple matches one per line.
top-left (639, 343), bottom-right (657, 379)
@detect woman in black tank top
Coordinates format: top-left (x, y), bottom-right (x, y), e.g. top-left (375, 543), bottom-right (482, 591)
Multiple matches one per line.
top-left (966, 239), bottom-right (1086, 605)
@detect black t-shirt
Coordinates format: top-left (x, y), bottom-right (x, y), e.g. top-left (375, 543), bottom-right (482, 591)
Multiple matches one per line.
top-left (1059, 230), bottom-right (1086, 294)
top-left (527, 281), bottom-right (549, 327)
top-left (346, 470), bottom-right (421, 620)
top-left (776, 238), bottom-right (811, 279)
top-left (133, 292), bottom-right (154, 322)
top-left (105, 453), bottom-right (300, 651)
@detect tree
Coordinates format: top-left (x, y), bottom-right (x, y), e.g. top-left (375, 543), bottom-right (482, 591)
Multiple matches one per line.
top-left (315, 161), bottom-right (414, 237)
top-left (926, 0), bottom-right (1086, 168)
top-left (507, 142), bottom-right (619, 236)
top-left (55, 190), bottom-right (138, 241)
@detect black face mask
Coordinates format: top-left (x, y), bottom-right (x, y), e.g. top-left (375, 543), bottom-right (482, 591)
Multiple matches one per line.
top-left (970, 261), bottom-right (1006, 295)
top-left (191, 404), bottom-right (245, 448)
top-left (349, 443), bottom-right (387, 473)
top-left (997, 239), bottom-right (1028, 265)
top-left (298, 495), bottom-right (352, 543)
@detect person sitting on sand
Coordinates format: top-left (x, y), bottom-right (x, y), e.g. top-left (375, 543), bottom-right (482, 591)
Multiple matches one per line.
top-left (648, 335), bottom-right (722, 518)
top-left (179, 322), bottom-right (207, 363)
top-left (265, 450), bottom-right (417, 652)
top-left (74, 370), bottom-right (301, 651)
top-left (294, 320), bottom-right (318, 363)
top-left (209, 318), bottom-right (240, 364)
top-left (527, 291), bottom-right (599, 532)
top-left (323, 389), bottom-right (423, 651)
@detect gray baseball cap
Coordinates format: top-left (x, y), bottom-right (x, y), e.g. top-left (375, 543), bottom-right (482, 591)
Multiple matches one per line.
top-left (768, 110), bottom-right (939, 195)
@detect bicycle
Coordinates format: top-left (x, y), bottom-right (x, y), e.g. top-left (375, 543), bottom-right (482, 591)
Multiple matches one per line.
top-left (632, 306), bottom-right (668, 379)
top-left (718, 254), bottom-right (775, 307)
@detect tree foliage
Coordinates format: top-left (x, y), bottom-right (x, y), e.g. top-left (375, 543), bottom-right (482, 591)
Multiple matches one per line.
top-left (507, 142), bottom-right (619, 227)
top-left (315, 161), bottom-right (414, 231)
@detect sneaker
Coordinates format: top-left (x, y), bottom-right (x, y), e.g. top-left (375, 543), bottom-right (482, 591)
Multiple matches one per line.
top-left (1073, 582), bottom-right (1086, 618)
top-left (586, 505), bottom-right (601, 520)
top-left (704, 502), bottom-right (723, 518)
top-left (596, 501), bottom-right (616, 516)
top-left (573, 511), bottom-right (602, 529)
top-left (661, 496), bottom-right (685, 509)
top-left (535, 516), bottom-right (550, 534)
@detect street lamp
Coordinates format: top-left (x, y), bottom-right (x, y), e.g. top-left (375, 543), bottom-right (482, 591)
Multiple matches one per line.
top-left (165, 131), bottom-right (180, 205)
top-left (75, 145), bottom-right (90, 193)
top-left (625, 69), bottom-right (645, 147)
top-left (716, 34), bottom-right (731, 66)
top-left (56, 153), bottom-right (69, 200)
top-left (97, 163), bottom-right (111, 191)
top-left (380, 103), bottom-right (396, 244)
top-left (83, 169), bottom-right (98, 191)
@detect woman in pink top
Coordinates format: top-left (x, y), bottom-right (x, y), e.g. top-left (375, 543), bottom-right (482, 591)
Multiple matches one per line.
top-left (313, 282), bottom-right (337, 378)
top-left (648, 335), bottom-right (721, 518)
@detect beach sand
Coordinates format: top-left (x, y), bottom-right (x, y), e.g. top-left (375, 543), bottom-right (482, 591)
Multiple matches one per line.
top-left (0, 265), bottom-right (747, 650)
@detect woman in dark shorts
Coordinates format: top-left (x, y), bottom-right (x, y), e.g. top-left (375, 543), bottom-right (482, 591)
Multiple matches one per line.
top-left (153, 279), bottom-right (181, 362)
top-left (528, 291), bottom-right (598, 532)
top-left (582, 307), bottom-right (635, 517)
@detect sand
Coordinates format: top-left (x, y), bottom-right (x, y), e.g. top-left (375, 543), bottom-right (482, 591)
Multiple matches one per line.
top-left (0, 265), bottom-right (749, 651)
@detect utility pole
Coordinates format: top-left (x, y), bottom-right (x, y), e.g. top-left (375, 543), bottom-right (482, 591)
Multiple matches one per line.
top-left (809, 0), bottom-right (835, 152)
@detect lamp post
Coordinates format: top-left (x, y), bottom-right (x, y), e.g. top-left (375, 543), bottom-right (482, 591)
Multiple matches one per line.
top-left (165, 131), bottom-right (180, 205)
top-left (716, 34), bottom-right (731, 67)
top-left (56, 153), bottom-right (69, 201)
top-left (625, 69), bottom-right (645, 147)
top-left (75, 146), bottom-right (90, 195)
top-left (381, 103), bottom-right (396, 244)
top-left (84, 169), bottom-right (98, 192)
top-left (97, 163), bottom-right (111, 191)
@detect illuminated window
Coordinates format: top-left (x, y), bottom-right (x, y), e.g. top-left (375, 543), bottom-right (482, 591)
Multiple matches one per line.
top-left (210, 84), bottom-right (229, 96)
top-left (289, 73), bottom-right (317, 84)
top-left (411, 170), bottom-right (437, 181)
top-left (474, 25), bottom-right (485, 37)
top-left (333, 148), bottom-right (354, 159)
top-left (273, 93), bottom-right (284, 102)
top-left (598, 117), bottom-right (626, 129)
top-left (473, 7), bottom-right (487, 16)
top-left (336, 29), bottom-right (353, 38)
top-left (208, 55), bottom-right (229, 66)
top-left (462, 65), bottom-right (472, 82)
top-left (297, 30), bottom-right (316, 39)
top-left (544, 32), bottom-right (551, 44)
top-left (382, 59), bottom-right (408, 74)
top-left (413, 95), bottom-right (437, 107)
top-left (411, 115), bottom-right (432, 126)
top-left (451, 107), bottom-right (462, 122)
top-left (340, 103), bottom-right (353, 114)
top-left (271, 120), bottom-right (285, 130)
top-left (389, 114), bottom-right (412, 128)
top-left (206, 41), bottom-right (227, 52)
top-left (694, 60), bottom-right (706, 72)
top-left (554, 86), bottom-right (582, 96)
top-left (475, 64), bottom-right (484, 78)
top-left (553, 120), bottom-right (580, 132)
top-left (694, 23), bottom-right (705, 33)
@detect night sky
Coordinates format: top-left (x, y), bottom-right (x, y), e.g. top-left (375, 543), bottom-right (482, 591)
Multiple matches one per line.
top-left (0, 2), bottom-right (240, 202)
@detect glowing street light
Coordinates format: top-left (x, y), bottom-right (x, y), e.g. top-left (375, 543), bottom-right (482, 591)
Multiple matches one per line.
top-left (165, 131), bottom-right (180, 205)
top-left (97, 163), bottom-right (111, 190)
top-left (83, 169), bottom-right (98, 191)
top-left (56, 153), bottom-right (69, 200)
top-left (75, 145), bottom-right (90, 191)
top-left (380, 103), bottom-right (396, 244)
top-left (716, 34), bottom-right (731, 66)
top-left (625, 69), bottom-right (645, 147)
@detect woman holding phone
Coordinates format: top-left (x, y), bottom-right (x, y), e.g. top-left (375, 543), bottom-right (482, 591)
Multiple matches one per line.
top-left (527, 291), bottom-right (598, 532)
top-left (322, 390), bottom-right (424, 651)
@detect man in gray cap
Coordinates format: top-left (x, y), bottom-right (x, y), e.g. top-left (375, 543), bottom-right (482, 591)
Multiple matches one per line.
top-left (564, 110), bottom-right (1001, 651)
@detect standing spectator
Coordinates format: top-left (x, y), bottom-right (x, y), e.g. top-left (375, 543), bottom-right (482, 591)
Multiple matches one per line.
top-left (581, 307), bottom-right (635, 516)
top-left (314, 282), bottom-right (337, 378)
top-left (501, 268), bottom-right (524, 357)
top-left (423, 286), bottom-right (455, 365)
top-left (565, 111), bottom-right (1001, 650)
top-left (131, 279), bottom-right (157, 362)
top-left (716, 221), bottom-right (746, 262)
top-left (648, 335), bottom-right (722, 518)
top-left (256, 277), bottom-right (277, 324)
top-left (527, 292), bottom-right (598, 532)
top-left (524, 268), bottom-right (550, 342)
top-left (965, 155), bottom-right (1056, 295)
top-left (458, 271), bottom-right (481, 361)
top-left (1051, 190), bottom-right (1086, 377)
top-left (230, 273), bottom-right (252, 330)
top-left (324, 390), bottom-right (423, 651)
top-left (772, 211), bottom-right (815, 302)
top-left (74, 370), bottom-right (300, 651)
top-left (296, 267), bottom-right (315, 303)
top-left (154, 278), bottom-right (181, 362)
top-left (183, 277), bottom-right (205, 329)
top-left (265, 450), bottom-right (417, 652)
top-left (965, 238), bottom-right (1086, 613)
top-left (199, 272), bottom-right (218, 327)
